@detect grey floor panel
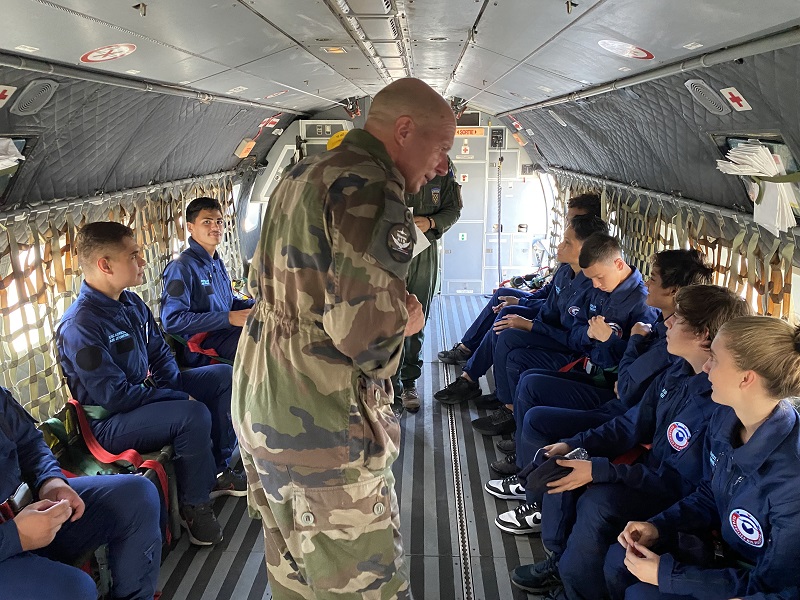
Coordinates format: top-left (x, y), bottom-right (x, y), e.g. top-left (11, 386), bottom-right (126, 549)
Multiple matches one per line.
top-left (158, 293), bottom-right (545, 599)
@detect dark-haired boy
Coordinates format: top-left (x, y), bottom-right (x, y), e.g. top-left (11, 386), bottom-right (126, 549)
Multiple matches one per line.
top-left (161, 197), bottom-right (254, 367)
top-left (56, 221), bottom-right (245, 546)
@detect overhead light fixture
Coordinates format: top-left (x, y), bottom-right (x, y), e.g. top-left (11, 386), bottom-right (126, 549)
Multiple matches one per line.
top-left (322, 46), bottom-right (348, 54)
top-left (14, 45), bottom-right (39, 53)
top-left (548, 110), bottom-right (568, 127)
top-left (125, 69), bottom-right (141, 75)
top-left (683, 41), bottom-right (704, 50)
top-left (428, 37), bottom-right (448, 41)
top-left (335, 0), bottom-right (352, 13)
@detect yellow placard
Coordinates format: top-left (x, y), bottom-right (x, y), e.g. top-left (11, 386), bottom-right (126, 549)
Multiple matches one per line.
top-left (455, 127), bottom-right (485, 137)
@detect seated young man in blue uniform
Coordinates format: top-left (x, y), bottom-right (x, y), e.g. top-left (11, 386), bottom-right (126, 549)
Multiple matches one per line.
top-left (161, 197), bottom-right (254, 367)
top-left (56, 221), bottom-right (245, 547)
top-left (483, 234), bottom-right (659, 475)
top-left (435, 214), bottom-right (608, 406)
top-left (606, 316), bottom-right (800, 600)
top-left (486, 249), bottom-right (713, 470)
top-left (0, 387), bottom-right (161, 600)
top-left (438, 193), bottom-right (602, 366)
top-left (508, 285), bottom-right (750, 600)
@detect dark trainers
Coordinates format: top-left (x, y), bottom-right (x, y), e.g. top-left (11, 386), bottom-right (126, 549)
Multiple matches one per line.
top-left (211, 467), bottom-right (247, 498)
top-left (543, 586), bottom-right (568, 600)
top-left (496, 439), bottom-right (516, 455)
top-left (496, 501), bottom-right (542, 535)
top-left (401, 386), bottom-right (421, 412)
top-left (472, 406), bottom-right (515, 436)
top-left (180, 503), bottom-right (223, 546)
top-left (490, 453), bottom-right (520, 476)
top-left (484, 475), bottom-right (526, 501)
top-left (437, 344), bottom-right (471, 365)
top-left (474, 392), bottom-right (502, 410)
top-left (434, 377), bottom-right (481, 405)
top-left (510, 555), bottom-right (561, 593)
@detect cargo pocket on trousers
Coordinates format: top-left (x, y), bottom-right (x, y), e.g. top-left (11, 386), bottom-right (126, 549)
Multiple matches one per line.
top-left (291, 475), bottom-right (396, 590)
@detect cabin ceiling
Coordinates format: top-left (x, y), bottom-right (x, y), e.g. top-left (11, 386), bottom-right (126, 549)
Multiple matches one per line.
top-left (3, 0), bottom-right (800, 115)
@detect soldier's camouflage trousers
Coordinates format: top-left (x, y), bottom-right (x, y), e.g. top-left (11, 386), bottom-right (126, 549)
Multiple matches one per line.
top-left (241, 450), bottom-right (413, 600)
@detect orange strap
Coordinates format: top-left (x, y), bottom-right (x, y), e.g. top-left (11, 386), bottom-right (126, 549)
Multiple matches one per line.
top-left (559, 356), bottom-right (588, 373)
top-left (68, 399), bottom-right (171, 543)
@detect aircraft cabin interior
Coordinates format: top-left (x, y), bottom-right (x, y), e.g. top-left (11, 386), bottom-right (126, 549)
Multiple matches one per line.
top-left (2, 1), bottom-right (800, 599)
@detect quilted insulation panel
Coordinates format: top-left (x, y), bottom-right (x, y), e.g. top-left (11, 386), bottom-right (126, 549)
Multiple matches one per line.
top-left (502, 45), bottom-right (800, 212)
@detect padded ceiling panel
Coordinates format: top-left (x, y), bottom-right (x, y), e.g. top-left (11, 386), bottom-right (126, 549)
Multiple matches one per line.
top-left (50, 0), bottom-right (296, 68)
top-left (503, 45), bottom-right (800, 212)
top-left (0, 66), bottom-right (292, 208)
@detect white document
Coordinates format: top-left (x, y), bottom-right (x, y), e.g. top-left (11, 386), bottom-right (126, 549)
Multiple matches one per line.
top-left (0, 138), bottom-right (24, 171)
top-left (412, 223), bottom-right (430, 258)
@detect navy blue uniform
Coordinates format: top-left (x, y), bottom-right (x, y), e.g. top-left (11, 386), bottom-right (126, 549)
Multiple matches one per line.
top-left (458, 265), bottom-right (570, 380)
top-left (458, 275), bottom-right (557, 352)
top-left (496, 268), bottom-right (658, 406)
top-left (540, 361), bottom-right (715, 600)
top-left (606, 401), bottom-right (800, 600)
top-left (161, 236), bottom-right (254, 366)
top-left (0, 388), bottom-right (160, 600)
top-left (515, 318), bottom-right (675, 473)
top-left (57, 281), bottom-right (235, 505)
top-left (492, 268), bottom-right (594, 404)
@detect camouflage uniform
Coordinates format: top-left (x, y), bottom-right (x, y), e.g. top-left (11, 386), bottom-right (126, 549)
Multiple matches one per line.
top-left (393, 165), bottom-right (462, 400)
top-left (232, 129), bottom-right (414, 599)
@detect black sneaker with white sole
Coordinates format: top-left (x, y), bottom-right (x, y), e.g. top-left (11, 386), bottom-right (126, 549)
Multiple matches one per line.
top-left (484, 475), bottom-right (526, 501)
top-left (210, 466), bottom-right (247, 498)
top-left (180, 503), bottom-right (224, 545)
top-left (495, 501), bottom-right (542, 535)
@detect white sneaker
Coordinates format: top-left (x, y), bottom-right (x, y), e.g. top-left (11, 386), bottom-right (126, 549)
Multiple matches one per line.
top-left (495, 502), bottom-right (542, 535)
top-left (484, 475), bottom-right (526, 501)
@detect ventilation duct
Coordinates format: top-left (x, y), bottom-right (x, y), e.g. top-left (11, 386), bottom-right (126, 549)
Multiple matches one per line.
top-left (9, 79), bottom-right (59, 116)
top-left (683, 79), bottom-right (732, 115)
top-left (348, 0), bottom-right (391, 13)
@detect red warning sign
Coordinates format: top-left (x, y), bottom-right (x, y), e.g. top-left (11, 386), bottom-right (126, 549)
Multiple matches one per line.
top-left (80, 44), bottom-right (137, 63)
top-left (0, 85), bottom-right (18, 109)
top-left (265, 90), bottom-right (288, 99)
top-left (508, 114), bottom-right (523, 131)
top-left (598, 40), bottom-right (654, 60)
top-left (260, 114), bottom-right (282, 128)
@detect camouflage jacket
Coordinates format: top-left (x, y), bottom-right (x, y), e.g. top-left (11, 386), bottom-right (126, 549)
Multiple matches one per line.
top-left (404, 166), bottom-right (462, 243)
top-left (233, 129), bottom-right (414, 472)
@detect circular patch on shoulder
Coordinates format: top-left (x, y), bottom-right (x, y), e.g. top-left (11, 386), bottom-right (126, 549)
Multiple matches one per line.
top-left (76, 346), bottom-right (103, 372)
top-left (729, 508), bottom-right (764, 547)
top-left (166, 279), bottom-right (186, 297)
top-left (387, 224), bottom-right (413, 263)
top-left (667, 421), bottom-right (691, 451)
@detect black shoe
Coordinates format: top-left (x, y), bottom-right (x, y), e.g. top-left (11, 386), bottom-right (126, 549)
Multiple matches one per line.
top-left (210, 467), bottom-right (247, 498)
top-left (510, 555), bottom-right (561, 593)
top-left (472, 406), bottom-right (515, 436)
top-left (474, 392), bottom-right (502, 410)
top-left (490, 453), bottom-right (519, 475)
top-left (496, 439), bottom-right (516, 455)
top-left (180, 503), bottom-right (223, 546)
top-left (495, 502), bottom-right (542, 535)
top-left (438, 344), bottom-right (471, 365)
top-left (391, 398), bottom-right (404, 417)
top-left (434, 377), bottom-right (481, 405)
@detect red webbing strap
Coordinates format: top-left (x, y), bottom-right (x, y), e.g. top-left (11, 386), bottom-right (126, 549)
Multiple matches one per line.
top-left (559, 356), bottom-right (588, 373)
top-left (186, 332), bottom-right (221, 359)
top-left (612, 443), bottom-right (652, 465)
top-left (61, 469), bottom-right (79, 479)
top-left (68, 400), bottom-right (171, 543)
top-left (0, 501), bottom-right (13, 523)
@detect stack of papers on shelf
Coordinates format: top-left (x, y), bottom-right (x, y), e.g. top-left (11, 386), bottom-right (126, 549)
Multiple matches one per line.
top-left (717, 143), bottom-right (796, 236)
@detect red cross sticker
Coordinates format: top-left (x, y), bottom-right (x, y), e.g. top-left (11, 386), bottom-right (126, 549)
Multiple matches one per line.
top-left (720, 87), bottom-right (752, 111)
top-left (0, 85), bottom-right (17, 108)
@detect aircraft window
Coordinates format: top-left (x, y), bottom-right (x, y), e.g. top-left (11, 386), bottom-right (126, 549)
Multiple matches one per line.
top-left (0, 137), bottom-right (29, 202)
top-left (243, 202), bottom-right (263, 233)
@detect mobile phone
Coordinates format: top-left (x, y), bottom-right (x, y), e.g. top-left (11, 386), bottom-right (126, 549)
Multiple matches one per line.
top-left (8, 483), bottom-right (32, 514)
top-left (564, 447), bottom-right (589, 460)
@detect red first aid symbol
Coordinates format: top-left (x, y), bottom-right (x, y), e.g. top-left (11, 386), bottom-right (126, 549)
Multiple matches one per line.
top-left (80, 44), bottom-right (137, 63)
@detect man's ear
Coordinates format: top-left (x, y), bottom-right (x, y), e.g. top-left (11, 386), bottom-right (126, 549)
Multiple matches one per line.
top-left (96, 256), bottom-right (113, 275)
top-left (614, 257), bottom-right (625, 271)
top-left (394, 116), bottom-right (414, 147)
top-left (186, 220), bottom-right (195, 235)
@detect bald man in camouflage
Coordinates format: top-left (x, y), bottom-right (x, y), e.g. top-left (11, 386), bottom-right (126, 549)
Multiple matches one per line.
top-left (232, 78), bottom-right (456, 599)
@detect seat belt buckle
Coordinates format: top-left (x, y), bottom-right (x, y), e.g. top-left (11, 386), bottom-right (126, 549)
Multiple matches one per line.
top-left (142, 375), bottom-right (157, 388)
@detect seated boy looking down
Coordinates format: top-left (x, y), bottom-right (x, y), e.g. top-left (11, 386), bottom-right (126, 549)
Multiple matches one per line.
top-left (56, 221), bottom-right (245, 546)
